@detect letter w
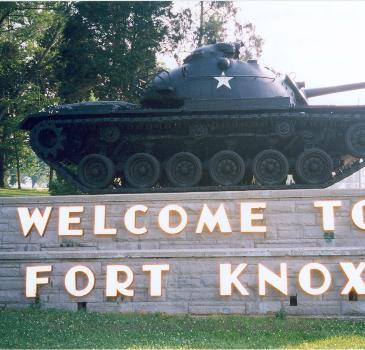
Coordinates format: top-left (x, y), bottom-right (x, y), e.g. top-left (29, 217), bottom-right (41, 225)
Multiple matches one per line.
top-left (17, 207), bottom-right (52, 237)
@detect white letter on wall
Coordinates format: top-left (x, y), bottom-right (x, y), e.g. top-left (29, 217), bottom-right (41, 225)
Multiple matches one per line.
top-left (64, 265), bottom-right (95, 297)
top-left (124, 205), bottom-right (148, 235)
top-left (18, 207), bottom-right (52, 237)
top-left (340, 262), bottom-right (365, 295)
top-left (196, 204), bottom-right (232, 233)
top-left (352, 200), bottom-right (365, 230)
top-left (142, 264), bottom-right (170, 296)
top-left (158, 205), bottom-right (187, 235)
top-left (258, 263), bottom-right (288, 296)
top-left (26, 265), bottom-right (52, 297)
top-left (220, 263), bottom-right (249, 296)
top-left (59, 206), bottom-right (84, 236)
top-left (314, 200), bottom-right (342, 231)
top-left (94, 205), bottom-right (116, 235)
top-left (106, 265), bottom-right (134, 297)
top-left (240, 203), bottom-right (266, 233)
top-left (298, 263), bottom-right (331, 295)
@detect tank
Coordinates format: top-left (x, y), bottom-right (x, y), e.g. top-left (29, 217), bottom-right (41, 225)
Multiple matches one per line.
top-left (20, 42), bottom-right (365, 193)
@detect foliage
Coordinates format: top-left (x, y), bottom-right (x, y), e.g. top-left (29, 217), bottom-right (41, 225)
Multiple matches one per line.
top-left (168, 1), bottom-right (263, 64)
top-left (7, 138), bottom-right (49, 188)
top-left (1, 308), bottom-right (365, 348)
top-left (48, 174), bottom-right (81, 196)
top-left (0, 1), bottom-right (264, 190)
top-left (30, 295), bottom-right (41, 309)
top-left (57, 2), bottom-right (181, 103)
top-left (275, 307), bottom-right (287, 320)
top-left (0, 2), bottom-right (66, 188)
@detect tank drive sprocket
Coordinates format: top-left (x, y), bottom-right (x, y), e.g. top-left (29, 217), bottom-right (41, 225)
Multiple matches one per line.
top-left (30, 121), bottom-right (64, 159)
top-left (345, 122), bottom-right (365, 158)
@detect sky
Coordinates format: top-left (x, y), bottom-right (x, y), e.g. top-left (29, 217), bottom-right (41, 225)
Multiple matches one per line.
top-left (164, 1), bottom-right (365, 106)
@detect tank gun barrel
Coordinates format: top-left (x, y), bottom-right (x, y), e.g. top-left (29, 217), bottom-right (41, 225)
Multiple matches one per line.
top-left (303, 82), bottom-right (365, 98)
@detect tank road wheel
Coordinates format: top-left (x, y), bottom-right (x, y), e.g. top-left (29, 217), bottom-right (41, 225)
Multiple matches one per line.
top-left (295, 148), bottom-right (333, 185)
top-left (345, 123), bottom-right (365, 158)
top-left (125, 153), bottom-right (160, 188)
top-left (78, 154), bottom-right (115, 189)
top-left (209, 150), bottom-right (245, 185)
top-left (253, 150), bottom-right (289, 185)
top-left (166, 152), bottom-right (202, 187)
top-left (30, 122), bottom-right (64, 159)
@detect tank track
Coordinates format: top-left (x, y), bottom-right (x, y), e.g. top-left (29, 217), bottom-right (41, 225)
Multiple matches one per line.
top-left (28, 107), bottom-right (365, 194)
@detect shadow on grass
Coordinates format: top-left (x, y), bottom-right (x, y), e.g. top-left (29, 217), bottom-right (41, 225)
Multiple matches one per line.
top-left (0, 308), bottom-right (365, 349)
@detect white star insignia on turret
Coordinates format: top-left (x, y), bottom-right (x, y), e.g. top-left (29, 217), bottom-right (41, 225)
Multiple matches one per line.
top-left (214, 72), bottom-right (233, 89)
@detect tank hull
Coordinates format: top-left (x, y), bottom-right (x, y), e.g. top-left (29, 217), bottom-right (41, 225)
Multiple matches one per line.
top-left (22, 106), bottom-right (365, 194)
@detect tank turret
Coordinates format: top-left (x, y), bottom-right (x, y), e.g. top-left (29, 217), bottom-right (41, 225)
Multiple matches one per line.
top-left (141, 42), bottom-right (306, 109)
top-left (20, 42), bottom-right (365, 194)
top-left (141, 42), bottom-right (365, 110)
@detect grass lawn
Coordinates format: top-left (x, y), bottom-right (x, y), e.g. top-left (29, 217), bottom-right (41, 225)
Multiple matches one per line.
top-left (0, 309), bottom-right (365, 349)
top-left (0, 188), bottom-right (48, 197)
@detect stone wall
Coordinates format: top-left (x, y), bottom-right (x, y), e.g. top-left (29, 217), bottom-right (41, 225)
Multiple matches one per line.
top-left (1, 189), bottom-right (365, 315)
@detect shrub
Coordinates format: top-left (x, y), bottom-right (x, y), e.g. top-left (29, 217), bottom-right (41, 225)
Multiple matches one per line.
top-left (49, 174), bottom-right (81, 196)
top-left (275, 307), bottom-right (287, 320)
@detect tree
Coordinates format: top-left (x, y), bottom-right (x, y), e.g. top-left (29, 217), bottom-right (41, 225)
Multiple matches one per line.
top-left (57, 2), bottom-right (182, 103)
top-left (0, 1), bottom-right (265, 191)
top-left (0, 1), bottom-right (190, 190)
top-left (0, 2), bottom-right (66, 188)
top-left (166, 1), bottom-right (263, 64)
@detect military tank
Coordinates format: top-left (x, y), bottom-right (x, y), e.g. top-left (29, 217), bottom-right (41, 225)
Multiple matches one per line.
top-left (20, 42), bottom-right (365, 193)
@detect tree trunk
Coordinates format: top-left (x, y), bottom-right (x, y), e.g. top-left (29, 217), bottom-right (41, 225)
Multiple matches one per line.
top-left (49, 167), bottom-right (54, 187)
top-left (0, 150), bottom-right (5, 188)
top-left (16, 160), bottom-right (21, 189)
top-left (198, 1), bottom-right (204, 47)
top-left (14, 138), bottom-right (21, 189)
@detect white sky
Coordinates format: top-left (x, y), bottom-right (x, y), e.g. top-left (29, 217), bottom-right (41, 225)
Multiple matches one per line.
top-left (163, 1), bottom-right (365, 106)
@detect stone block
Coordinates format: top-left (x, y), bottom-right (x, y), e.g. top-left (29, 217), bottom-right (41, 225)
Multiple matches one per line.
top-left (0, 290), bottom-right (23, 302)
top-left (258, 301), bottom-right (282, 314)
top-left (0, 278), bottom-right (23, 290)
top-left (284, 301), bottom-right (341, 315)
top-left (0, 267), bottom-right (19, 277)
top-left (341, 301), bottom-right (365, 315)
top-left (189, 303), bottom-right (246, 314)
top-left (132, 302), bottom-right (188, 313)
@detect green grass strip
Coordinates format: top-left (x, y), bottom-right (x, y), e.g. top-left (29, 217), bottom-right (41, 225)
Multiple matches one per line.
top-left (0, 308), bottom-right (364, 348)
top-left (0, 188), bottom-right (48, 197)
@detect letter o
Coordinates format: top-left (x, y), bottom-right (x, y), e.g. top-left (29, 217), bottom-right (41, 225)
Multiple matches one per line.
top-left (158, 205), bottom-right (187, 234)
top-left (298, 263), bottom-right (331, 295)
top-left (352, 200), bottom-right (365, 230)
top-left (65, 265), bottom-right (95, 297)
